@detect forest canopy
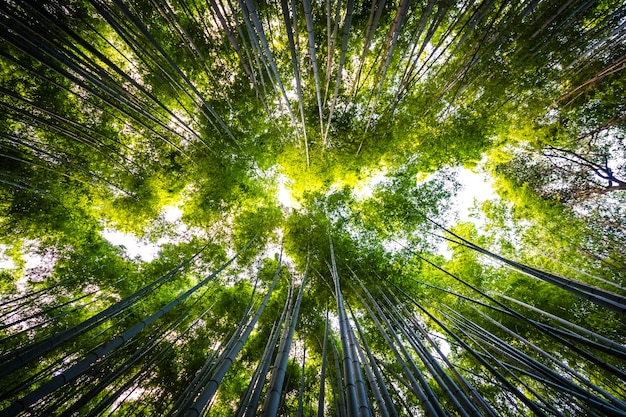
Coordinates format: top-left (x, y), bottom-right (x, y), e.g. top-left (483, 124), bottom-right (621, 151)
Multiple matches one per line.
top-left (0, 0), bottom-right (625, 416)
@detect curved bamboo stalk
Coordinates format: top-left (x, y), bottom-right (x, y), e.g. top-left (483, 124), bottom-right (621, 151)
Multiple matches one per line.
top-left (352, 276), bottom-right (445, 417)
top-left (317, 306), bottom-right (330, 417)
top-left (303, 0), bottom-right (325, 134)
top-left (0, 238), bottom-right (256, 415)
top-left (0, 241), bottom-right (215, 375)
top-left (182, 260), bottom-right (282, 417)
top-left (262, 260), bottom-right (308, 417)
top-left (328, 235), bottom-right (362, 417)
top-left (322, 0), bottom-right (354, 147)
top-left (348, 305), bottom-right (394, 417)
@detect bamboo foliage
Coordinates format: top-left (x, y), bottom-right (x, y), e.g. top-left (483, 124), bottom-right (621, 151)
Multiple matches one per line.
top-left (1, 1), bottom-right (625, 416)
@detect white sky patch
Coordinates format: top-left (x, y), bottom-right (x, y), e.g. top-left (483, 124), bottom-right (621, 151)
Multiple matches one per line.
top-left (272, 78), bottom-right (299, 119)
top-left (353, 169), bottom-right (387, 200)
top-left (437, 168), bottom-right (497, 259)
top-left (4, 241), bottom-right (62, 293)
top-left (163, 205), bottom-right (183, 223)
top-left (23, 250), bottom-right (47, 271)
top-left (0, 244), bottom-right (16, 269)
top-left (453, 168), bottom-right (496, 223)
top-left (430, 330), bottom-right (452, 358)
top-left (277, 174), bottom-right (299, 209)
top-left (101, 229), bottom-right (161, 262)
top-left (0, 258), bottom-right (15, 269)
top-left (101, 205), bottom-right (190, 262)
top-left (261, 228), bottom-right (303, 283)
top-left (286, 77), bottom-right (299, 101)
top-left (382, 237), bottom-right (409, 254)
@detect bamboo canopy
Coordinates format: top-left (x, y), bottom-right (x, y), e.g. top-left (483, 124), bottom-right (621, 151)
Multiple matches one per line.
top-left (0, 0), bottom-right (625, 416)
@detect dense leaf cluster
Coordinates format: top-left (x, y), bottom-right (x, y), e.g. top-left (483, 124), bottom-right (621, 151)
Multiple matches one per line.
top-left (0, 0), bottom-right (625, 416)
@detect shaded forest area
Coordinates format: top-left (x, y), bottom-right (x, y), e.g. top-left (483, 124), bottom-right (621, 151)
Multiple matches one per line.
top-left (0, 0), bottom-right (625, 415)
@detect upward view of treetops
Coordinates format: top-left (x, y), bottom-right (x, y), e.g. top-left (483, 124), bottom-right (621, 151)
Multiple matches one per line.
top-left (1, 0), bottom-right (625, 415)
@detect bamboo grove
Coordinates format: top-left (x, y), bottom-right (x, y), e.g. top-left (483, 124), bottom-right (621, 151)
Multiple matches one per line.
top-left (0, 0), bottom-right (625, 416)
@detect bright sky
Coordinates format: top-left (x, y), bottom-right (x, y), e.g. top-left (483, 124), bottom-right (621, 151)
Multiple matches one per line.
top-left (101, 205), bottom-right (185, 262)
top-left (0, 243), bottom-right (54, 271)
top-left (454, 167), bottom-right (496, 223)
top-left (274, 166), bottom-right (496, 260)
top-left (438, 167), bottom-right (496, 258)
top-left (0, 207), bottom-right (189, 272)
top-left (353, 169), bottom-right (388, 200)
top-left (0, 244), bottom-right (16, 269)
top-left (100, 229), bottom-right (162, 262)
top-left (1, 170), bottom-right (497, 269)
top-left (354, 166), bottom-right (496, 219)
top-left (276, 174), bottom-right (299, 209)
